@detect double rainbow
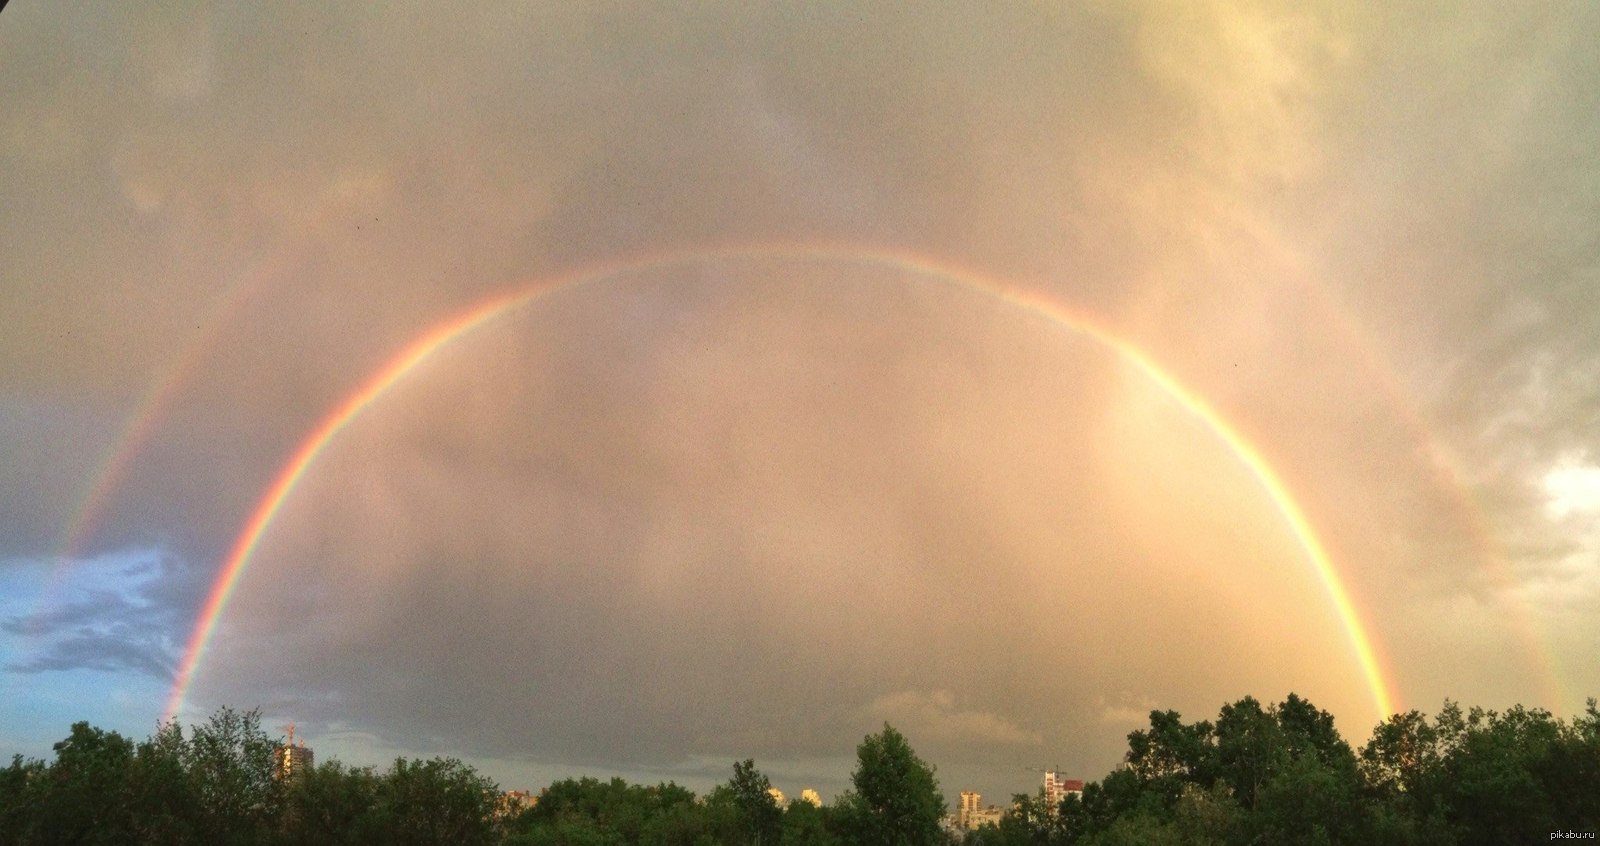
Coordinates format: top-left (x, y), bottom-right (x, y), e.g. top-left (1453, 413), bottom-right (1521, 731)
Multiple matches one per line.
top-left (164, 244), bottom-right (1398, 722)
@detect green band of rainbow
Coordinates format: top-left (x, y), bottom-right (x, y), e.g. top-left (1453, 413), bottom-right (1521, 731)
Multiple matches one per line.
top-left (165, 245), bottom-right (1397, 722)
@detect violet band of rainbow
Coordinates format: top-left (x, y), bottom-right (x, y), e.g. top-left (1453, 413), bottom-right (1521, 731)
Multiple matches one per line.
top-left (165, 244), bottom-right (1398, 723)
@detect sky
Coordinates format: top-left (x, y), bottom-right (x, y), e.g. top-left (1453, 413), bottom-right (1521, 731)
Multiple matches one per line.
top-left (2, 0), bottom-right (1598, 805)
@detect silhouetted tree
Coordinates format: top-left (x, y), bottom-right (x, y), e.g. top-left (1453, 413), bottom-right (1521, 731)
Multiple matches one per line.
top-left (834, 724), bottom-right (946, 845)
top-left (183, 707), bottom-right (283, 844)
top-left (0, 754), bottom-right (45, 846)
top-left (722, 759), bottom-right (782, 845)
top-left (372, 756), bottom-right (498, 846)
top-left (507, 775), bottom-right (712, 845)
top-left (778, 797), bottom-right (838, 846)
top-left (7, 695), bottom-right (1600, 844)
top-left (277, 760), bottom-right (382, 845)
top-left (31, 722), bottom-right (138, 843)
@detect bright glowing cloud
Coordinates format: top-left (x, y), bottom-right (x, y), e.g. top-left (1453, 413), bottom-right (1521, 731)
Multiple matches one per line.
top-left (1543, 457), bottom-right (1600, 519)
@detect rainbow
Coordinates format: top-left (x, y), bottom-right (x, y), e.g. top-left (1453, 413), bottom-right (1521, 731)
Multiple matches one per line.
top-left (55, 257), bottom-right (281, 565)
top-left (21, 256), bottom-right (277, 657)
top-left (1223, 207), bottom-right (1568, 711)
top-left (165, 244), bottom-right (1398, 722)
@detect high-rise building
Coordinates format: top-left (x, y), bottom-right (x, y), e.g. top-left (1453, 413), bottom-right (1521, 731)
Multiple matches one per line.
top-left (274, 742), bottom-right (313, 780)
top-left (959, 791), bottom-right (982, 828)
top-left (273, 723), bottom-right (314, 781)
top-left (1042, 771), bottom-right (1083, 813)
top-left (954, 791), bottom-right (1005, 830)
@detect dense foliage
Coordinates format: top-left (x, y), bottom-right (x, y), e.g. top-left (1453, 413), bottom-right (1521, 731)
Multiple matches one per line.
top-left (2, 698), bottom-right (1595, 844)
top-left (0, 708), bottom-right (497, 846)
top-left (832, 724), bottom-right (947, 844)
top-left (962, 694), bottom-right (1600, 846)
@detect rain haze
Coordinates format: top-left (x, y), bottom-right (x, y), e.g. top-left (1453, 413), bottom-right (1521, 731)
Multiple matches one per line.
top-left (3, 1), bottom-right (1598, 803)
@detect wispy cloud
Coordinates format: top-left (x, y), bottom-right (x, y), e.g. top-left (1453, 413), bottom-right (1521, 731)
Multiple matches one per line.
top-left (4, 550), bottom-right (187, 681)
top-left (859, 690), bottom-right (1041, 748)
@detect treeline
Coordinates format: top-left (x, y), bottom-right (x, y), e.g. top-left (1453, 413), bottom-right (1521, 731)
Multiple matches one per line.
top-left (2, 696), bottom-right (1598, 844)
top-left (0, 710), bottom-right (940, 845)
top-left (502, 731), bottom-right (940, 846)
top-left (0, 707), bottom-right (503, 845)
top-left (974, 694), bottom-right (1600, 846)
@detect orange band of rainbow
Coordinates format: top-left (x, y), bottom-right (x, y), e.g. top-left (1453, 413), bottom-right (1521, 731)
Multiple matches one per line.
top-left (165, 245), bottom-right (1397, 723)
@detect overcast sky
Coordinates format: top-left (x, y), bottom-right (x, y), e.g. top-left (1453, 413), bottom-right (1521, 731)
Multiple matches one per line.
top-left (3, 1), bottom-right (1598, 803)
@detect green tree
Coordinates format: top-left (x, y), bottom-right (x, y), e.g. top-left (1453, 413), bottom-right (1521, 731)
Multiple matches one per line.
top-left (1212, 696), bottom-right (1283, 812)
top-left (639, 786), bottom-right (718, 846)
top-left (1067, 767), bottom-right (1156, 841)
top-left (1247, 695), bottom-right (1364, 844)
top-left (1125, 710), bottom-right (1214, 785)
top-left (1360, 709), bottom-right (1443, 800)
top-left (278, 760), bottom-right (382, 845)
top-left (183, 706), bottom-right (283, 844)
top-left (1543, 698), bottom-right (1600, 830)
top-left (506, 776), bottom-right (713, 845)
top-left (126, 720), bottom-right (201, 845)
top-left (1084, 812), bottom-right (1180, 846)
top-left (33, 722), bottom-right (138, 844)
top-left (1251, 751), bottom-right (1360, 845)
top-left (1169, 782), bottom-right (1241, 846)
top-left (723, 759), bottom-right (782, 845)
top-left (1274, 693), bottom-right (1353, 770)
top-left (834, 724), bottom-right (946, 845)
top-left (1442, 703), bottom-right (1571, 844)
top-left (1122, 708), bottom-right (1216, 818)
top-left (1360, 707), bottom-right (1459, 843)
top-left (0, 754), bottom-right (45, 845)
top-left (370, 757), bottom-right (498, 846)
top-left (992, 786), bottom-right (1056, 838)
top-left (779, 798), bottom-right (839, 846)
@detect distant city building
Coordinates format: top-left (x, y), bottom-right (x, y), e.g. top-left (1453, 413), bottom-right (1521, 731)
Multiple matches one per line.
top-left (958, 791), bottom-right (982, 828)
top-left (273, 724), bottom-right (313, 782)
top-left (797, 788), bottom-right (821, 807)
top-left (954, 790), bottom-right (1005, 830)
top-left (1042, 770), bottom-right (1084, 813)
top-left (970, 806), bottom-right (1005, 828)
top-left (497, 790), bottom-right (536, 819)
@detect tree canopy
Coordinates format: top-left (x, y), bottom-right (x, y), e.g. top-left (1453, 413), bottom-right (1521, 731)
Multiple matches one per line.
top-left (965, 695), bottom-right (1600, 846)
top-left (2, 699), bottom-right (1596, 844)
top-left (833, 723), bottom-right (947, 845)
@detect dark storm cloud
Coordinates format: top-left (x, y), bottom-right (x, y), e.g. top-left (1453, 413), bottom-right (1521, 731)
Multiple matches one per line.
top-left (1289, 3), bottom-right (1600, 602)
top-left (10, 631), bottom-right (173, 680)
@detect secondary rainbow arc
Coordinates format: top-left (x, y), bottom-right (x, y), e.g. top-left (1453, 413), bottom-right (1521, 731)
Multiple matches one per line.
top-left (1224, 208), bottom-right (1567, 711)
top-left (165, 244), bottom-right (1398, 723)
top-left (31, 251), bottom-right (300, 659)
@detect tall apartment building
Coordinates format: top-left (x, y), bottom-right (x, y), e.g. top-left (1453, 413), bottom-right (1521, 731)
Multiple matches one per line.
top-left (274, 742), bottom-right (313, 781)
top-left (1042, 771), bottom-right (1084, 813)
top-left (958, 791), bottom-right (982, 828)
top-left (954, 790), bottom-right (1004, 830)
top-left (273, 724), bottom-right (314, 781)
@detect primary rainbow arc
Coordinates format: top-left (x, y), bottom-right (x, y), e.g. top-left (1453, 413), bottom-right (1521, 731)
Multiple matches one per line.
top-left (165, 244), bottom-right (1398, 723)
